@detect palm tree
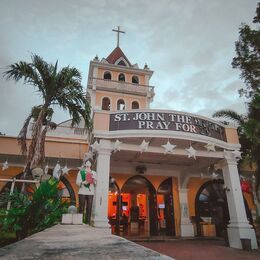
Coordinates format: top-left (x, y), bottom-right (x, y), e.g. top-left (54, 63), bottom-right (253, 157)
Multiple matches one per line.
top-left (3, 54), bottom-right (92, 178)
top-left (213, 107), bottom-right (260, 212)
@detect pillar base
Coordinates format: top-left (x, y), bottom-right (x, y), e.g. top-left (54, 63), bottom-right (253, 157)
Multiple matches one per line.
top-left (93, 218), bottom-right (110, 229)
top-left (227, 223), bottom-right (258, 249)
top-left (181, 222), bottom-right (195, 237)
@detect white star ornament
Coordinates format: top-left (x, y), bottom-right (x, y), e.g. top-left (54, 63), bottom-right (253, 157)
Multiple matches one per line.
top-left (204, 142), bottom-right (216, 152)
top-left (113, 140), bottom-right (122, 152)
top-left (185, 145), bottom-right (197, 159)
top-left (161, 141), bottom-right (177, 154)
top-left (140, 140), bottom-right (149, 153)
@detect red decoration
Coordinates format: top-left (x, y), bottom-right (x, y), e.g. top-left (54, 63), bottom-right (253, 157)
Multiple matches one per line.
top-left (241, 180), bottom-right (251, 193)
top-left (86, 171), bottom-right (94, 184)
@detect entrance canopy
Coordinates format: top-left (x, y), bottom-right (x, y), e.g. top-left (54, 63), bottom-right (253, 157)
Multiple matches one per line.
top-left (93, 109), bottom-right (241, 179)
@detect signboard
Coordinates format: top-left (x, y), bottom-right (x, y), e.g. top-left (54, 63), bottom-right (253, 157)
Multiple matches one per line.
top-left (109, 112), bottom-right (227, 142)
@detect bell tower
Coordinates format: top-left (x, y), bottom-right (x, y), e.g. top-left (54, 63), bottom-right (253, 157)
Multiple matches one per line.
top-left (87, 27), bottom-right (155, 112)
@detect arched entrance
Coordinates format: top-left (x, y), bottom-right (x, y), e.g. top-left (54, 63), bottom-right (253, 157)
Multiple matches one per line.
top-left (195, 180), bottom-right (252, 237)
top-left (120, 175), bottom-right (158, 236)
top-left (157, 177), bottom-right (175, 236)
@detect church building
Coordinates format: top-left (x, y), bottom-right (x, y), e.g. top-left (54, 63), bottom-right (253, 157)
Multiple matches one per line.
top-left (0, 28), bottom-right (258, 250)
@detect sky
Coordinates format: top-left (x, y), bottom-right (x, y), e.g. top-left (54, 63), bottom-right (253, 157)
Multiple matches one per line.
top-left (0, 0), bottom-right (258, 136)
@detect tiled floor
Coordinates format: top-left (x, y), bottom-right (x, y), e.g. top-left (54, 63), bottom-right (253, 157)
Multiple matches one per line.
top-left (137, 239), bottom-right (260, 260)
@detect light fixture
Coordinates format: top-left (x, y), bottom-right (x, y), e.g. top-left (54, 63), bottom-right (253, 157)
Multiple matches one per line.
top-left (136, 165), bottom-right (147, 174)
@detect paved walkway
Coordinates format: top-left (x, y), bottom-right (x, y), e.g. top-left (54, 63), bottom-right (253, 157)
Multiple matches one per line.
top-left (1, 225), bottom-right (259, 260)
top-left (0, 225), bottom-right (172, 260)
top-left (137, 239), bottom-right (260, 260)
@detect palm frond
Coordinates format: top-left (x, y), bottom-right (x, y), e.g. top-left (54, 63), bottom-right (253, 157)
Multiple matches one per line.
top-left (4, 54), bottom-right (92, 171)
top-left (17, 114), bottom-right (33, 155)
top-left (3, 61), bottom-right (42, 88)
top-left (212, 109), bottom-right (245, 125)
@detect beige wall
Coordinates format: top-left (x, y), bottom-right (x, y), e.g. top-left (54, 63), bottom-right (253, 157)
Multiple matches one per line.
top-left (0, 136), bottom-right (88, 160)
top-left (225, 128), bottom-right (239, 144)
top-left (93, 111), bottom-right (110, 131)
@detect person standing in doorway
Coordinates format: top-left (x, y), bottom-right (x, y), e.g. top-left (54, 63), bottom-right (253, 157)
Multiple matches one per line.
top-left (76, 161), bottom-right (97, 224)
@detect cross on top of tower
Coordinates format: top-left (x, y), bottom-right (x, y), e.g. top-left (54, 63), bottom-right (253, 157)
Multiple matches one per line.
top-left (112, 26), bottom-right (125, 47)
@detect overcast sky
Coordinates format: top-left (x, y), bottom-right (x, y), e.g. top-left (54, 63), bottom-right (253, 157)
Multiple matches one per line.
top-left (0, 0), bottom-right (258, 136)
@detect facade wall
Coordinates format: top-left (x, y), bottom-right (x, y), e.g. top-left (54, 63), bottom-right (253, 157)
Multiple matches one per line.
top-left (225, 128), bottom-right (240, 144)
top-left (187, 177), bottom-right (210, 216)
top-left (0, 136), bottom-right (88, 160)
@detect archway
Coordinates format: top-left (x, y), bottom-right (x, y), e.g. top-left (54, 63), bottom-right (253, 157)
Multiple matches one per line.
top-left (157, 177), bottom-right (175, 236)
top-left (104, 71), bottom-right (112, 80)
top-left (102, 97), bottom-right (111, 110)
top-left (121, 175), bottom-right (158, 236)
top-left (117, 99), bottom-right (125, 110)
top-left (132, 101), bottom-right (139, 109)
top-left (195, 179), bottom-right (252, 237)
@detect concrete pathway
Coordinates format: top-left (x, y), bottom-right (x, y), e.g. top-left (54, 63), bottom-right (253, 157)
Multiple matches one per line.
top-left (0, 225), bottom-right (172, 260)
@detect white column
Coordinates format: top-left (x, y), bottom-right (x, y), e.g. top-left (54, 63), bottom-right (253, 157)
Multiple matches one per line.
top-left (93, 139), bottom-right (112, 228)
top-left (179, 188), bottom-right (194, 237)
top-left (222, 151), bottom-right (257, 249)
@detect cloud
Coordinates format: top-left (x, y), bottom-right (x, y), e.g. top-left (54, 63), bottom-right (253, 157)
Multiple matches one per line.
top-left (0, 0), bottom-right (258, 135)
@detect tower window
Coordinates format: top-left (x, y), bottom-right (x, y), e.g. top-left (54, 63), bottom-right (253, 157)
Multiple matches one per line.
top-left (102, 97), bottom-right (111, 111)
top-left (132, 101), bottom-right (139, 109)
top-left (104, 71), bottom-right (112, 80)
top-left (117, 99), bottom-right (125, 110)
top-left (132, 76), bottom-right (139, 84)
top-left (118, 73), bottom-right (125, 82)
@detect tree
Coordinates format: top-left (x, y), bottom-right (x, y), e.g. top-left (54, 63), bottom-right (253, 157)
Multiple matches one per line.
top-left (3, 54), bottom-right (92, 178)
top-left (232, 3), bottom-right (260, 98)
top-left (213, 3), bottom-right (260, 202)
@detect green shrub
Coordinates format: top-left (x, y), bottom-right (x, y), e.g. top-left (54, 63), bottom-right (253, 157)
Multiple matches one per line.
top-left (0, 178), bottom-right (68, 240)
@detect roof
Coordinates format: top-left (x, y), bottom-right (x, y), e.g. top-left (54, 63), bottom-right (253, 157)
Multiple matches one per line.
top-left (106, 47), bottom-right (132, 66)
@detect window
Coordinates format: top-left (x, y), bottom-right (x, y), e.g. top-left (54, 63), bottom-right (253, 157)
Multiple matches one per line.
top-left (132, 101), bottom-right (139, 109)
top-left (102, 97), bottom-right (111, 110)
top-left (118, 73), bottom-right (125, 82)
top-left (104, 71), bottom-right (112, 80)
top-left (132, 76), bottom-right (139, 84)
top-left (117, 99), bottom-right (125, 110)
